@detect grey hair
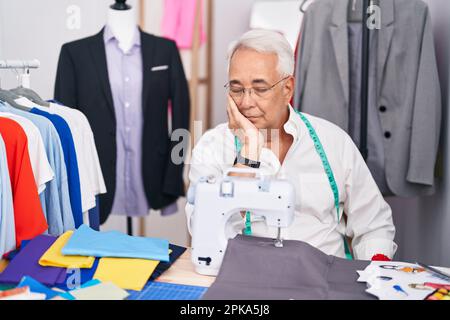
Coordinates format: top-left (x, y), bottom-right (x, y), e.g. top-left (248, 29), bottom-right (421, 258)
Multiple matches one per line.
top-left (227, 29), bottom-right (295, 77)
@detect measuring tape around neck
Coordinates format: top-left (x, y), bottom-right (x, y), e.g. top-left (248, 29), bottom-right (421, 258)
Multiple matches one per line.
top-left (234, 111), bottom-right (353, 260)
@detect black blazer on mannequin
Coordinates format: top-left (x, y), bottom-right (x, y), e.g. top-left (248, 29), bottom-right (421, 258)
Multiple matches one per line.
top-left (54, 28), bottom-right (190, 224)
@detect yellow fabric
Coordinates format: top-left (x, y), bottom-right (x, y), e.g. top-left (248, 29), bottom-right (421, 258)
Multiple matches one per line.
top-left (93, 249), bottom-right (171, 291)
top-left (39, 231), bottom-right (95, 268)
top-left (0, 260), bottom-right (9, 273)
top-left (93, 257), bottom-right (159, 291)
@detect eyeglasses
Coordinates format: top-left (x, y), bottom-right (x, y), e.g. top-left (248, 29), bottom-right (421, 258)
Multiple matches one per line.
top-left (224, 76), bottom-right (290, 102)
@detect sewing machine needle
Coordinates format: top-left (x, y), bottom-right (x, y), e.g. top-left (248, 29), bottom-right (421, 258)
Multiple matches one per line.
top-left (274, 227), bottom-right (283, 248)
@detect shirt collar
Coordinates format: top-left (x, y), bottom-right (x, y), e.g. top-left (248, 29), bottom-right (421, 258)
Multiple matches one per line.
top-left (283, 104), bottom-right (304, 143)
top-left (103, 25), bottom-right (141, 49)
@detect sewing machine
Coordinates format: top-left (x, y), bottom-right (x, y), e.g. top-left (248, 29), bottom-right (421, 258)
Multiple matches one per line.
top-left (187, 168), bottom-right (296, 276)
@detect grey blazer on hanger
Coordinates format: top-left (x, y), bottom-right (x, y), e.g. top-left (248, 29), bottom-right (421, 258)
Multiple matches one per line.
top-left (294, 0), bottom-right (441, 197)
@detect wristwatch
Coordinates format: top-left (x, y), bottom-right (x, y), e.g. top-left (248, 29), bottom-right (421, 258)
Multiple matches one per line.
top-left (234, 152), bottom-right (261, 168)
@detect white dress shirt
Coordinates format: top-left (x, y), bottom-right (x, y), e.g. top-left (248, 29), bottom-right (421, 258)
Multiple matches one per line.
top-left (186, 105), bottom-right (397, 260)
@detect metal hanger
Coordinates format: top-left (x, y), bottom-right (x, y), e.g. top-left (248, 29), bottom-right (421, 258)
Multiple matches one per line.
top-left (10, 87), bottom-right (50, 107)
top-left (300, 0), bottom-right (308, 13)
top-left (0, 69), bottom-right (30, 111)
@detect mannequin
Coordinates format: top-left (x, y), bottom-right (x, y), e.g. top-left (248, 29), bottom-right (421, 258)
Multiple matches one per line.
top-left (107, 0), bottom-right (138, 53)
top-left (55, 0), bottom-right (190, 233)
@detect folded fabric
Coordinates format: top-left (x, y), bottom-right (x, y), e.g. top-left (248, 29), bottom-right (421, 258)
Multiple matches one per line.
top-left (203, 235), bottom-right (373, 300)
top-left (0, 259), bottom-right (9, 274)
top-left (62, 225), bottom-right (169, 262)
top-left (39, 231), bottom-right (95, 268)
top-left (149, 244), bottom-right (187, 281)
top-left (68, 281), bottom-right (129, 300)
top-left (0, 284), bottom-right (16, 291)
top-left (0, 286), bottom-right (29, 298)
top-left (94, 257), bottom-right (160, 291)
top-left (55, 258), bottom-right (100, 291)
top-left (2, 239), bottom-right (31, 261)
top-left (58, 279), bottom-right (101, 300)
top-left (17, 276), bottom-right (74, 300)
top-left (0, 286), bottom-right (46, 300)
top-left (0, 235), bottom-right (66, 286)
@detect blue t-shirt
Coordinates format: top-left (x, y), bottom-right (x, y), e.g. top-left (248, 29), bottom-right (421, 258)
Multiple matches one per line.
top-left (31, 108), bottom-right (83, 228)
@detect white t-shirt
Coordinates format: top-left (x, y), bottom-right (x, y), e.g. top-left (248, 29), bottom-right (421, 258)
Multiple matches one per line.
top-left (47, 103), bottom-right (107, 221)
top-left (0, 112), bottom-right (54, 194)
top-left (186, 105), bottom-right (397, 260)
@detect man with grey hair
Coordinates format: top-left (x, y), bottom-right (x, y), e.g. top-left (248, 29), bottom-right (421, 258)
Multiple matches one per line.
top-left (186, 29), bottom-right (397, 261)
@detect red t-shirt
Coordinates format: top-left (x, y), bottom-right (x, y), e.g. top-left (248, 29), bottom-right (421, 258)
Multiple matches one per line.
top-left (0, 117), bottom-right (48, 248)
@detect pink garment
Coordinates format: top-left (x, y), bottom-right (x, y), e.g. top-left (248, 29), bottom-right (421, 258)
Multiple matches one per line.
top-left (161, 0), bottom-right (207, 49)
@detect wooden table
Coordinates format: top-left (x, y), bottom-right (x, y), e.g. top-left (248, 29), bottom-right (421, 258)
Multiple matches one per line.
top-left (155, 249), bottom-right (216, 287)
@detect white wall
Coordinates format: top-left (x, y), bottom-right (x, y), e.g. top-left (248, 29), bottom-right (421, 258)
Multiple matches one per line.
top-left (0, 0), bottom-right (139, 97)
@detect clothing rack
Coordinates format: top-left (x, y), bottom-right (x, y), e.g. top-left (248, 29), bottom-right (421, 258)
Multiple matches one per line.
top-left (0, 59), bottom-right (40, 89)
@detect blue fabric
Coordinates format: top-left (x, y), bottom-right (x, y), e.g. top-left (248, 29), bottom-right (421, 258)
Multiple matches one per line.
top-left (17, 276), bottom-right (74, 300)
top-left (54, 258), bottom-right (100, 291)
top-left (62, 224), bottom-right (170, 262)
top-left (150, 244), bottom-right (186, 281)
top-left (30, 108), bottom-right (83, 228)
top-left (0, 132), bottom-right (15, 257)
top-left (0, 102), bottom-right (74, 235)
top-left (88, 196), bottom-right (100, 231)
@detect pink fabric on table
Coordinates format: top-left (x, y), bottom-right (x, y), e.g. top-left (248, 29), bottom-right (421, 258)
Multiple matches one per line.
top-left (161, 0), bottom-right (207, 49)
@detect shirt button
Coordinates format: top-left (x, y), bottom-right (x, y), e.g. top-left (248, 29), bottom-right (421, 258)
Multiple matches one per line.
top-left (125, 102), bottom-right (130, 108)
top-left (125, 127), bottom-right (131, 133)
top-left (125, 77), bottom-right (130, 82)
top-left (379, 106), bottom-right (387, 112)
top-left (384, 131), bottom-right (391, 139)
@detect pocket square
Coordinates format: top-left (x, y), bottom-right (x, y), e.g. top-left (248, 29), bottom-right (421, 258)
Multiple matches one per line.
top-left (151, 65), bottom-right (169, 71)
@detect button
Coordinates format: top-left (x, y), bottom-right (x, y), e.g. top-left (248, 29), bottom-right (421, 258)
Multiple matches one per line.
top-left (125, 127), bottom-right (131, 132)
top-left (384, 131), bottom-right (391, 139)
top-left (379, 106), bottom-right (387, 112)
top-left (124, 77), bottom-right (130, 82)
top-left (125, 102), bottom-right (130, 108)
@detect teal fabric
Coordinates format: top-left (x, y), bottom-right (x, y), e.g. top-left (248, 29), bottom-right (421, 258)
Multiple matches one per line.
top-left (61, 224), bottom-right (170, 262)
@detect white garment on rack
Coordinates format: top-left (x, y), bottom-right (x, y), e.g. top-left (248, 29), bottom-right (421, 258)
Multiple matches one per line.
top-left (47, 102), bottom-right (107, 225)
top-left (48, 103), bottom-right (106, 197)
top-left (26, 100), bottom-right (106, 215)
top-left (0, 112), bottom-right (54, 194)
